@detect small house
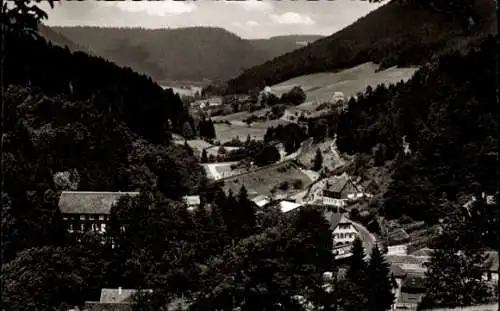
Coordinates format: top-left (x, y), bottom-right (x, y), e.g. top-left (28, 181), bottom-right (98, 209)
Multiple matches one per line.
top-left (73, 288), bottom-right (153, 311)
top-left (183, 195), bottom-right (201, 211)
top-left (321, 174), bottom-right (361, 208)
top-left (394, 275), bottom-right (427, 311)
top-left (58, 191), bottom-right (139, 236)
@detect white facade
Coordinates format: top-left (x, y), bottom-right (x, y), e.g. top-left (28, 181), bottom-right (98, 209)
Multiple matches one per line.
top-left (321, 196), bottom-right (346, 207)
top-left (332, 222), bottom-right (358, 245)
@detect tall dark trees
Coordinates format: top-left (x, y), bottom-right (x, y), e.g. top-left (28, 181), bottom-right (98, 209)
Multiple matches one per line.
top-left (313, 148), bottom-right (323, 171)
top-left (366, 245), bottom-right (394, 311)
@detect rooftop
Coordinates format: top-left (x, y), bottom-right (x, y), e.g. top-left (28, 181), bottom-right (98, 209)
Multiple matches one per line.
top-left (99, 288), bottom-right (152, 304)
top-left (58, 191), bottom-right (140, 215)
top-left (280, 200), bottom-right (303, 213)
top-left (410, 248), bottom-right (434, 257)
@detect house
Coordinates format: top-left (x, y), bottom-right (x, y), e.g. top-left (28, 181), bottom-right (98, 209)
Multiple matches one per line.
top-left (58, 191), bottom-right (139, 235)
top-left (72, 288), bottom-right (153, 311)
top-left (323, 211), bottom-right (376, 260)
top-left (320, 174), bottom-right (361, 208)
top-left (385, 255), bottom-right (430, 275)
top-left (388, 228), bottom-right (410, 245)
top-left (326, 213), bottom-right (359, 246)
top-left (183, 195), bottom-right (201, 211)
top-left (394, 275), bottom-right (427, 311)
top-left (390, 264), bottom-right (408, 311)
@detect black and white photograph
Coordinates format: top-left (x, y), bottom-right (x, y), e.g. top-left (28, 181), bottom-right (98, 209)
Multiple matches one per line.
top-left (1, 0), bottom-right (498, 310)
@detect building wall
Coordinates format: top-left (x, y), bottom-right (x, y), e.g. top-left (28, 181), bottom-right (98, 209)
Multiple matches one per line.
top-left (332, 223), bottom-right (358, 245)
top-left (64, 214), bottom-right (109, 234)
top-left (321, 196), bottom-right (346, 207)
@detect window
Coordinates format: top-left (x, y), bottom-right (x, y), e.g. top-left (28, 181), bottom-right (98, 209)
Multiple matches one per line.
top-left (89, 215), bottom-right (94, 221)
top-left (99, 215), bottom-right (105, 221)
top-left (63, 217), bottom-right (68, 221)
top-left (340, 233), bottom-right (344, 239)
top-left (101, 223), bottom-right (106, 232)
top-left (80, 215), bottom-right (85, 220)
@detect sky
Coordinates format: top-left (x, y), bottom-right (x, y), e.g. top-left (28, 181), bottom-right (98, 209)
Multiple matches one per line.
top-left (41, 0), bottom-right (387, 39)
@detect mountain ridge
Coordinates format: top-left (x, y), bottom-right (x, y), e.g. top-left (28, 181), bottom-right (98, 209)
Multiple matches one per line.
top-left (41, 26), bottom-right (324, 83)
top-left (225, 0), bottom-right (497, 93)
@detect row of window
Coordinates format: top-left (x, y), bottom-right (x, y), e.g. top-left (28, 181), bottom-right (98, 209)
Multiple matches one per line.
top-left (64, 215), bottom-right (108, 221)
top-left (68, 223), bottom-right (106, 232)
top-left (334, 232), bottom-right (356, 239)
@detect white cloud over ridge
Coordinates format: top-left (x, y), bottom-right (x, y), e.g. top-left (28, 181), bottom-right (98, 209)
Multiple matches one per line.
top-left (97, 0), bottom-right (197, 16)
top-left (270, 12), bottom-right (315, 25)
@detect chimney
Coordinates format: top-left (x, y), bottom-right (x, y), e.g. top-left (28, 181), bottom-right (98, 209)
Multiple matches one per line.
top-left (118, 287), bottom-right (122, 295)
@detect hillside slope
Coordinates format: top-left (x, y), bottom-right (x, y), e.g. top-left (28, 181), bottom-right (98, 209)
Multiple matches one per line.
top-left (249, 35), bottom-right (324, 60)
top-left (47, 26), bottom-right (270, 82)
top-left (226, 0), bottom-right (497, 93)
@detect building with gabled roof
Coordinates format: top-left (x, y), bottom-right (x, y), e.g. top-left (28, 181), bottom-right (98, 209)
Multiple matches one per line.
top-left (58, 191), bottom-right (139, 235)
top-left (70, 288), bottom-right (153, 311)
top-left (319, 173), bottom-right (361, 208)
top-left (324, 211), bottom-right (376, 260)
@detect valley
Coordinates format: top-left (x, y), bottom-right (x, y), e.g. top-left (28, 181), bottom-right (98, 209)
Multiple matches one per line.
top-left (3, 1), bottom-right (498, 311)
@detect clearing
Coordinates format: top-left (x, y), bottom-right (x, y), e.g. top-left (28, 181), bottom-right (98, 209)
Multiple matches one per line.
top-left (271, 62), bottom-right (419, 102)
top-left (221, 161), bottom-right (314, 198)
top-left (214, 119), bottom-right (291, 143)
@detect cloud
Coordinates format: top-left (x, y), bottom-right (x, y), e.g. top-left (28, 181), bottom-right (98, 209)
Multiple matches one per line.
top-left (97, 0), bottom-right (197, 16)
top-left (269, 12), bottom-right (315, 25)
top-left (246, 20), bottom-right (259, 27)
top-left (236, 1), bottom-right (274, 12)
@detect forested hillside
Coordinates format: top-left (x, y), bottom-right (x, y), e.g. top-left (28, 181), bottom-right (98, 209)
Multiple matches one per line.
top-left (2, 25), bottom-right (203, 263)
top-left (249, 35), bottom-right (324, 60)
top-left (46, 26), bottom-right (269, 82)
top-left (226, 0), bottom-right (497, 93)
top-left (336, 34), bottom-right (498, 232)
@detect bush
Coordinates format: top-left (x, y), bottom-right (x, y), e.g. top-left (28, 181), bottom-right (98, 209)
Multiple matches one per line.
top-left (278, 181), bottom-right (289, 190)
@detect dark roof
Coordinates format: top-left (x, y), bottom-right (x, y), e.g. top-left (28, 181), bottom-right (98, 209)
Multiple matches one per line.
top-left (324, 211), bottom-right (351, 230)
top-left (58, 191), bottom-right (139, 215)
top-left (326, 175), bottom-right (350, 193)
top-left (390, 264), bottom-right (408, 278)
top-left (388, 229), bottom-right (410, 242)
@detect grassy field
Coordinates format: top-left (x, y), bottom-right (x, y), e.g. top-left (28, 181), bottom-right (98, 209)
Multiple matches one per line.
top-left (212, 108), bottom-right (270, 122)
top-left (214, 119), bottom-right (291, 143)
top-left (271, 62), bottom-right (419, 103)
top-left (222, 161), bottom-right (313, 198)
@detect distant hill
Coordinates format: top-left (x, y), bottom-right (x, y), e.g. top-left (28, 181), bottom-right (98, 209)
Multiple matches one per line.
top-left (249, 35), bottom-right (324, 60)
top-left (38, 24), bottom-right (89, 53)
top-left (41, 27), bottom-right (325, 83)
top-left (225, 0), bottom-right (497, 93)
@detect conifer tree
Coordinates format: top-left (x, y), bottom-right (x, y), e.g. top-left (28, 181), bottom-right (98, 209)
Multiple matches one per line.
top-left (366, 245), bottom-right (394, 311)
top-left (313, 148), bottom-right (323, 171)
top-left (201, 149), bottom-right (208, 163)
top-left (347, 237), bottom-right (367, 284)
top-left (237, 185), bottom-right (256, 236)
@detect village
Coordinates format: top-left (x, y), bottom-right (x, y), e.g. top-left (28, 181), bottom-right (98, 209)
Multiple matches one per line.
top-left (59, 87), bottom-right (498, 311)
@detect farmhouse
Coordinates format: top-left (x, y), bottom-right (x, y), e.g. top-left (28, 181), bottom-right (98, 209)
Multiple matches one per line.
top-left (70, 287), bottom-right (153, 311)
top-left (58, 191), bottom-right (139, 236)
top-left (319, 173), bottom-right (361, 208)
